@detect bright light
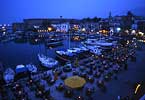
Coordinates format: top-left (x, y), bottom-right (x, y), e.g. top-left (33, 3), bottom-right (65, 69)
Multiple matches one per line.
top-left (110, 29), bottom-right (114, 33)
top-left (117, 27), bottom-right (121, 32)
top-left (2, 26), bottom-right (5, 29)
top-left (138, 32), bottom-right (144, 36)
top-left (34, 25), bottom-right (39, 29)
top-left (132, 30), bottom-right (136, 34)
top-left (125, 30), bottom-right (129, 33)
top-left (127, 40), bottom-right (130, 45)
top-left (3, 32), bottom-right (6, 35)
top-left (99, 30), bottom-right (102, 33)
top-left (48, 27), bottom-right (52, 31)
top-left (4, 24), bottom-right (6, 26)
top-left (82, 28), bottom-right (86, 32)
top-left (35, 39), bottom-right (38, 42)
top-left (134, 84), bottom-right (141, 94)
top-left (103, 30), bottom-right (106, 33)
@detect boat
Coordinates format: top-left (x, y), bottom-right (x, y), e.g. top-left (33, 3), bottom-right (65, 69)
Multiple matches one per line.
top-left (26, 64), bottom-right (37, 73)
top-left (85, 45), bottom-right (102, 55)
top-left (46, 41), bottom-right (63, 47)
top-left (55, 47), bottom-right (89, 62)
top-left (38, 54), bottom-right (58, 68)
top-left (45, 38), bottom-right (63, 47)
top-left (82, 38), bottom-right (115, 50)
top-left (83, 39), bottom-right (99, 46)
top-left (3, 68), bottom-right (15, 84)
top-left (83, 39), bottom-right (113, 46)
top-left (15, 65), bottom-right (28, 74)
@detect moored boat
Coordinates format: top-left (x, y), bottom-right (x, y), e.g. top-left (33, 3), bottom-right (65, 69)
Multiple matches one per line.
top-left (15, 65), bottom-right (28, 74)
top-left (38, 54), bottom-right (58, 68)
top-left (85, 45), bottom-right (102, 55)
top-left (26, 64), bottom-right (38, 73)
top-left (55, 47), bottom-right (89, 62)
top-left (45, 38), bottom-right (63, 47)
top-left (3, 68), bottom-right (15, 84)
top-left (82, 38), bottom-right (116, 50)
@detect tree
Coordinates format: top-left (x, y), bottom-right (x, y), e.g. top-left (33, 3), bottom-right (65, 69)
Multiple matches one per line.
top-left (86, 17), bottom-right (91, 22)
top-left (92, 17), bottom-right (101, 22)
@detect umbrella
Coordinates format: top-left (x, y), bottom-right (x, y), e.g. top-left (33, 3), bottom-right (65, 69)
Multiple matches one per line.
top-left (64, 76), bottom-right (86, 89)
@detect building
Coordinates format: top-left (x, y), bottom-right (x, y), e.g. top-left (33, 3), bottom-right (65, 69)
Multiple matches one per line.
top-left (52, 22), bottom-right (70, 32)
top-left (133, 16), bottom-right (145, 32)
top-left (12, 23), bottom-right (25, 32)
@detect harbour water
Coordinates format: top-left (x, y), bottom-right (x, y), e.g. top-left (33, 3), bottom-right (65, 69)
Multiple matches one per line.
top-left (0, 37), bottom-right (81, 70)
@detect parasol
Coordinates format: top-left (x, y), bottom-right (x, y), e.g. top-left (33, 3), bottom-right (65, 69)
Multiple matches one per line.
top-left (64, 76), bottom-right (86, 89)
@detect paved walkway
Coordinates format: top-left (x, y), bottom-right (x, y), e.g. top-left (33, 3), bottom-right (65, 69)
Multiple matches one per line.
top-left (92, 44), bottom-right (145, 100)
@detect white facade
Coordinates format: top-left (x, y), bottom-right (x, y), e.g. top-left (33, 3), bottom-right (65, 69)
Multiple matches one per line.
top-left (52, 23), bottom-right (70, 32)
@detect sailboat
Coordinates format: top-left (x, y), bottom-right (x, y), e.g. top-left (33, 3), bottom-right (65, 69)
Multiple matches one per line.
top-left (38, 54), bottom-right (58, 68)
top-left (38, 37), bottom-right (59, 69)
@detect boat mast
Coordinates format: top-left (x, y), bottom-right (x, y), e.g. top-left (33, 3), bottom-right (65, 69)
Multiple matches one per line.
top-left (69, 31), bottom-right (71, 49)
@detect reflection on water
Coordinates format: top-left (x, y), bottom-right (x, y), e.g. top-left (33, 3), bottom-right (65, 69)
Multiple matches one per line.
top-left (0, 38), bottom-right (81, 69)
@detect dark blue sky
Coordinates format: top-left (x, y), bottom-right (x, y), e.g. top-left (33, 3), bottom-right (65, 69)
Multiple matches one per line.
top-left (1, 0), bottom-right (145, 24)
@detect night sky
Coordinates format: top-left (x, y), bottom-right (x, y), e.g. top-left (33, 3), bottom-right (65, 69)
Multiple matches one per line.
top-left (1, 0), bottom-right (145, 24)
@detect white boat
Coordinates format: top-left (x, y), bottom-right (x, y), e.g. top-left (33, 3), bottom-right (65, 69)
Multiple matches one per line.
top-left (3, 68), bottom-right (15, 84)
top-left (83, 39), bottom-right (99, 45)
top-left (83, 39), bottom-right (114, 47)
top-left (55, 47), bottom-right (89, 62)
top-left (26, 64), bottom-right (37, 73)
top-left (86, 46), bottom-right (102, 55)
top-left (15, 65), bottom-right (27, 74)
top-left (83, 39), bottom-right (116, 51)
top-left (38, 54), bottom-right (58, 68)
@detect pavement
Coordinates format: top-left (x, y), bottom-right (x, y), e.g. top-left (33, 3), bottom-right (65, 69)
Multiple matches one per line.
top-left (92, 43), bottom-right (145, 100)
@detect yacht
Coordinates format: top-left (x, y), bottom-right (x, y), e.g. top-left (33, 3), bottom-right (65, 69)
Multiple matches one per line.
top-left (55, 47), bottom-right (89, 62)
top-left (83, 38), bottom-right (115, 50)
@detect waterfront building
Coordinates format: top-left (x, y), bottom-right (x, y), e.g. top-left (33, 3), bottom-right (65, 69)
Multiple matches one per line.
top-left (23, 18), bottom-right (80, 33)
top-left (12, 23), bottom-right (25, 32)
top-left (52, 22), bottom-right (70, 32)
